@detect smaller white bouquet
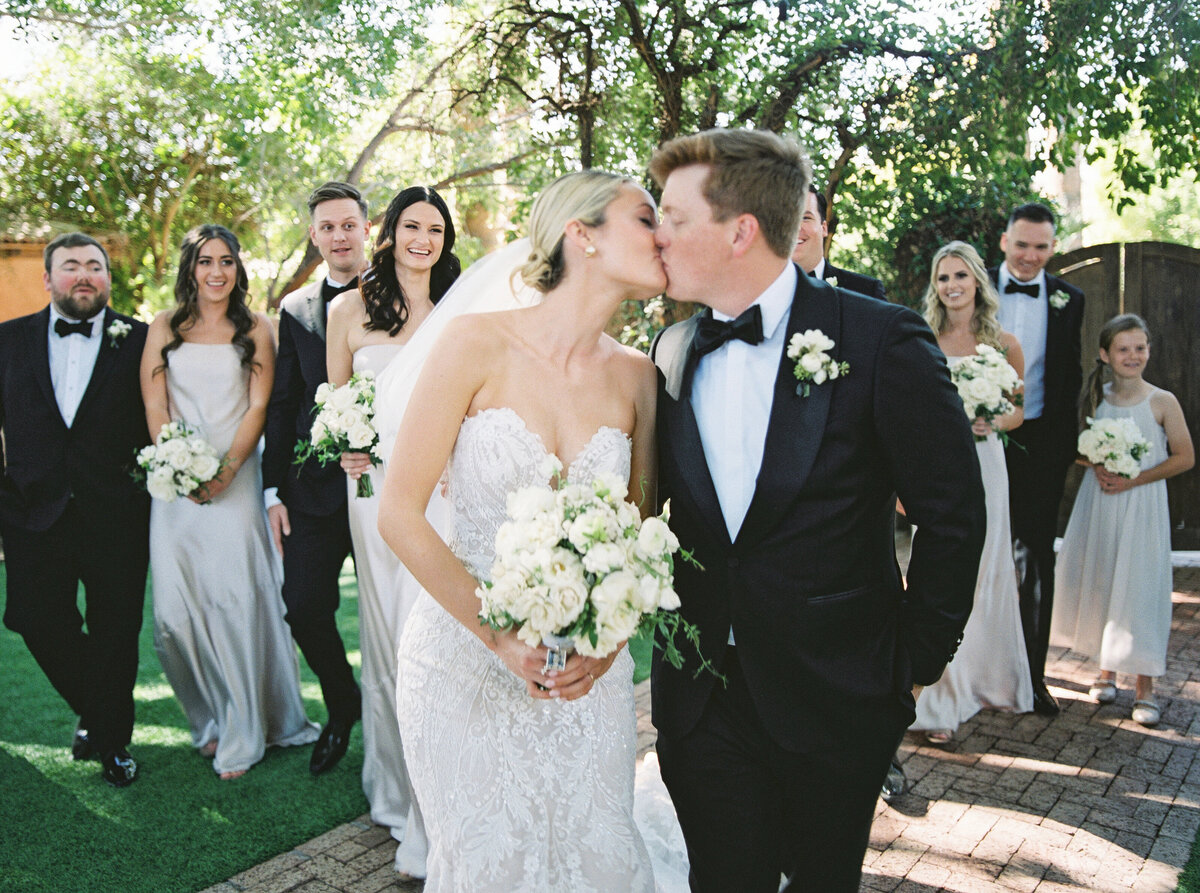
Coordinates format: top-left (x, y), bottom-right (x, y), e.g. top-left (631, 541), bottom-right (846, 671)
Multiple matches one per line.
top-left (1077, 416), bottom-right (1149, 479)
top-left (294, 371), bottom-right (382, 498)
top-left (478, 460), bottom-right (716, 678)
top-left (133, 421), bottom-right (224, 503)
top-left (951, 344), bottom-right (1023, 443)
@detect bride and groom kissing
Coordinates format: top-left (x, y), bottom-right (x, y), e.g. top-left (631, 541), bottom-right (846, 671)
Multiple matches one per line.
top-left (376, 128), bottom-right (985, 892)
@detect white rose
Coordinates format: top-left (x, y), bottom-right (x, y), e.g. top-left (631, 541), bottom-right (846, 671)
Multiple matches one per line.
top-left (314, 382), bottom-right (335, 405)
top-left (567, 508), bottom-right (619, 551)
top-left (188, 452), bottom-right (220, 481)
top-left (147, 466), bottom-right (179, 502)
top-left (811, 367), bottom-right (828, 385)
top-left (591, 569), bottom-right (638, 613)
top-left (157, 438), bottom-right (192, 471)
top-left (508, 486), bottom-right (557, 522)
top-left (582, 541), bottom-right (625, 575)
top-left (657, 581), bottom-right (681, 611)
top-left (593, 473), bottom-right (627, 504)
top-left (347, 421), bottom-right (375, 450)
top-left (327, 385), bottom-right (357, 412)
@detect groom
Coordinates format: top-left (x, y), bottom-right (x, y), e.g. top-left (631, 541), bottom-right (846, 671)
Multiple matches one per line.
top-left (649, 129), bottom-right (985, 891)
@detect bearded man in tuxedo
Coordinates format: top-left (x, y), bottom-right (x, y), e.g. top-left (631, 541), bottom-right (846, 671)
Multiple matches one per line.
top-left (990, 202), bottom-right (1085, 717)
top-left (649, 129), bottom-right (985, 892)
top-left (791, 185), bottom-right (887, 301)
top-left (0, 232), bottom-right (150, 787)
top-left (264, 181), bottom-right (370, 774)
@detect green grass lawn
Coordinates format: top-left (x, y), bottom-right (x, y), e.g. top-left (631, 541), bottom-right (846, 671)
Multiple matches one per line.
top-left (0, 561), bottom-right (368, 893)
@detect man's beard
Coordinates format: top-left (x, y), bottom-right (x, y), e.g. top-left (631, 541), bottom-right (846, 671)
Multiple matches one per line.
top-left (52, 286), bottom-right (109, 320)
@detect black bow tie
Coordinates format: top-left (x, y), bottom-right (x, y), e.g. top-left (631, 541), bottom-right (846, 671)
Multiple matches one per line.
top-left (54, 318), bottom-right (93, 338)
top-left (693, 305), bottom-right (764, 358)
top-left (1004, 280), bottom-right (1040, 298)
top-left (321, 277), bottom-right (358, 303)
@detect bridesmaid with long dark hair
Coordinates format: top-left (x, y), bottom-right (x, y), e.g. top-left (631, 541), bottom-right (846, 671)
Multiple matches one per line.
top-left (142, 224), bottom-right (317, 779)
top-left (325, 186), bottom-right (460, 875)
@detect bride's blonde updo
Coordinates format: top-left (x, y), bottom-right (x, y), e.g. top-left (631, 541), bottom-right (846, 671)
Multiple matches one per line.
top-left (520, 170), bottom-right (634, 293)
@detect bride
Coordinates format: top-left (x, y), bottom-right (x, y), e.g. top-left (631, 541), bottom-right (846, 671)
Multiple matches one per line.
top-left (377, 170), bottom-right (663, 891)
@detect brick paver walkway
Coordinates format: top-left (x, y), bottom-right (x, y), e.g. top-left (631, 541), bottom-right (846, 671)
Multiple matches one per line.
top-left (205, 566), bottom-right (1200, 893)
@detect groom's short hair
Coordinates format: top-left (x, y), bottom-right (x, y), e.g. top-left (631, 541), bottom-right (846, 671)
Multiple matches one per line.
top-left (649, 128), bottom-right (810, 258)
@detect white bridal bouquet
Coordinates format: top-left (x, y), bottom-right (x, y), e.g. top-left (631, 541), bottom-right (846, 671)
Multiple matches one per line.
top-left (950, 344), bottom-right (1023, 443)
top-left (294, 371), bottom-right (382, 497)
top-left (133, 421), bottom-right (224, 503)
top-left (477, 459), bottom-right (714, 676)
top-left (1078, 416), bottom-right (1150, 479)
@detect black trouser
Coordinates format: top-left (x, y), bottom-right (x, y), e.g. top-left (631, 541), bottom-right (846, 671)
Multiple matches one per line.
top-left (2, 501), bottom-right (148, 753)
top-left (657, 648), bottom-right (901, 893)
top-left (1005, 417), bottom-right (1072, 683)
top-left (279, 504), bottom-right (359, 723)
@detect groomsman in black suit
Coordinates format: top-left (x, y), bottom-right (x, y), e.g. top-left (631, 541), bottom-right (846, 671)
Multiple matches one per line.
top-left (990, 202), bottom-right (1084, 717)
top-left (264, 181), bottom-right (370, 774)
top-left (791, 185), bottom-right (887, 300)
top-left (650, 130), bottom-right (984, 892)
top-left (0, 232), bottom-right (150, 786)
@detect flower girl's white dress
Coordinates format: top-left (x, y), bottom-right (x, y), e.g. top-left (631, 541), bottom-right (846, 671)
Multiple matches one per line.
top-left (395, 406), bottom-right (656, 892)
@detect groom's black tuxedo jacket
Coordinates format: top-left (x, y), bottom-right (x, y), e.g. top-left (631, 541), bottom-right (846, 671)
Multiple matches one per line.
top-left (0, 306), bottom-right (150, 532)
top-left (651, 270), bottom-right (985, 753)
top-left (987, 267), bottom-right (1084, 465)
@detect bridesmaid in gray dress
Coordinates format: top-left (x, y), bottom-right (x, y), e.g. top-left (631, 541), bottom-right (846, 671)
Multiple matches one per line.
top-left (326, 187), bottom-right (460, 875)
top-left (141, 225), bottom-right (318, 779)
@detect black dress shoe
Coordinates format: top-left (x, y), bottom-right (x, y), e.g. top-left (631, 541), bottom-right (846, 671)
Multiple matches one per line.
top-left (72, 720), bottom-right (97, 761)
top-left (100, 749), bottom-right (139, 787)
top-left (310, 717), bottom-right (357, 775)
top-left (881, 758), bottom-right (908, 802)
top-left (1031, 682), bottom-right (1060, 717)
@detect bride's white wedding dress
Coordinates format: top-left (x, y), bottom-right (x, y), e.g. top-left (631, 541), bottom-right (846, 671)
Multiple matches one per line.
top-left (394, 407), bottom-right (655, 892)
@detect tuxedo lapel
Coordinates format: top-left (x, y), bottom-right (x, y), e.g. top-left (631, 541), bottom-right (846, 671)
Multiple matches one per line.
top-left (1042, 273), bottom-right (1066, 378)
top-left (657, 314), bottom-right (730, 548)
top-left (28, 308), bottom-right (65, 427)
top-left (736, 273), bottom-right (838, 546)
top-left (75, 308), bottom-right (122, 421)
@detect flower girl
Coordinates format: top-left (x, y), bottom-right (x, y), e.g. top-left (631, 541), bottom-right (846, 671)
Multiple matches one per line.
top-left (1051, 314), bottom-right (1194, 726)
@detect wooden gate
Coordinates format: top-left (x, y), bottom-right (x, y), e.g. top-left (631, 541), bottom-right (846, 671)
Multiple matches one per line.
top-left (1050, 242), bottom-right (1200, 549)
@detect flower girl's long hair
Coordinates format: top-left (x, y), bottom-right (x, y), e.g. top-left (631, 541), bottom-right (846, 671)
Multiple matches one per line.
top-left (1079, 314), bottom-right (1151, 430)
top-left (159, 224), bottom-right (257, 373)
top-left (922, 241), bottom-right (1004, 351)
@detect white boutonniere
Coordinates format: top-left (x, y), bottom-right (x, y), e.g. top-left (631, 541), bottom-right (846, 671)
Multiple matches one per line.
top-left (787, 328), bottom-right (849, 397)
top-left (106, 319), bottom-right (132, 347)
top-left (1049, 290), bottom-right (1070, 311)
top-left (826, 275), bottom-right (838, 287)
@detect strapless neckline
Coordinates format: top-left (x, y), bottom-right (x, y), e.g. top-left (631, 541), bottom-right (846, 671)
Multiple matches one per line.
top-left (461, 406), bottom-right (630, 479)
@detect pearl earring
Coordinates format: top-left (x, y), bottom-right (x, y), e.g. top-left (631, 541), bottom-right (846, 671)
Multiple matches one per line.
top-left (584, 245), bottom-right (596, 257)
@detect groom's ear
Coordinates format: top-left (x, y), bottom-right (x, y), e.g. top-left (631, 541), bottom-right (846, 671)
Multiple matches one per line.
top-left (729, 213), bottom-right (762, 258)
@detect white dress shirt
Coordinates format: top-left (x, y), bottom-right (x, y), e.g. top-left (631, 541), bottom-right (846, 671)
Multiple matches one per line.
top-left (810, 258), bottom-right (827, 280)
top-left (47, 306), bottom-right (105, 428)
top-left (692, 263), bottom-right (797, 542)
top-left (996, 266), bottom-right (1047, 420)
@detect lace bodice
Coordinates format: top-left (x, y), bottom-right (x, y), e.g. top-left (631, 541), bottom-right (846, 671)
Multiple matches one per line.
top-left (447, 406), bottom-right (632, 579)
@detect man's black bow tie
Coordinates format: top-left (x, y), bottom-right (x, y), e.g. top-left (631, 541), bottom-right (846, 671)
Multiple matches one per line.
top-left (54, 318), bottom-right (93, 338)
top-left (1004, 280), bottom-right (1040, 298)
top-left (321, 277), bottom-right (359, 302)
top-left (693, 305), bottom-right (764, 358)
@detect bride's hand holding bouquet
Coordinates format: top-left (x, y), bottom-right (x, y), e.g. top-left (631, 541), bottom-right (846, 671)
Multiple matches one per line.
top-left (478, 457), bottom-right (715, 701)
